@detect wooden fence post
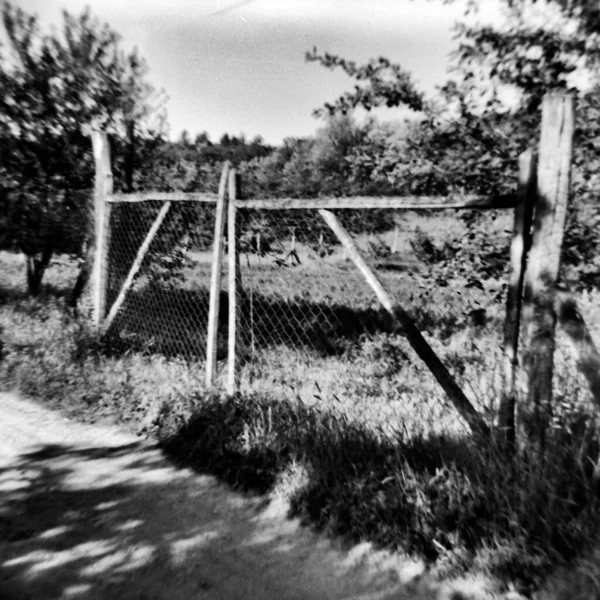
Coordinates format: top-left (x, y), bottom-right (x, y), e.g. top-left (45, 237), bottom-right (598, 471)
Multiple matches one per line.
top-left (206, 162), bottom-right (230, 388)
top-left (91, 131), bottom-right (113, 332)
top-left (499, 148), bottom-right (537, 447)
top-left (319, 209), bottom-right (489, 439)
top-left (522, 92), bottom-right (575, 442)
top-left (227, 169), bottom-right (243, 395)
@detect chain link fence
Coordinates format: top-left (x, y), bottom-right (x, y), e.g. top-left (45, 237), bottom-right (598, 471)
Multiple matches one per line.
top-left (233, 206), bottom-right (513, 435)
top-left (95, 194), bottom-right (519, 436)
top-left (102, 199), bottom-right (219, 363)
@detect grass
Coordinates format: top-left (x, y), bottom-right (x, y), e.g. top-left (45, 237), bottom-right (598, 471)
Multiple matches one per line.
top-left (158, 392), bottom-right (600, 592)
top-left (1, 235), bottom-right (600, 598)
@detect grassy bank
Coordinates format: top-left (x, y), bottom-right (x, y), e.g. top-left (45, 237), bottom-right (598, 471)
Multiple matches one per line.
top-left (1, 250), bottom-right (600, 597)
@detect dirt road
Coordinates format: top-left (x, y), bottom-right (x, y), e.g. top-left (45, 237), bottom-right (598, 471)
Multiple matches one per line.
top-left (0, 392), bottom-right (495, 600)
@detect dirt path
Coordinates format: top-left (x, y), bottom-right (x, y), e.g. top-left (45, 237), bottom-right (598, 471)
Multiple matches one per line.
top-left (0, 392), bottom-right (495, 600)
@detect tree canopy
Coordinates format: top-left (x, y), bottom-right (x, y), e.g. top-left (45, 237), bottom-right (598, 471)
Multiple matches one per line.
top-left (0, 1), bottom-right (166, 294)
top-left (304, 0), bottom-right (600, 290)
top-left (307, 0), bottom-right (600, 146)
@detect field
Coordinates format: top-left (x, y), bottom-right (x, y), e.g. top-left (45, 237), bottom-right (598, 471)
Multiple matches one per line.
top-left (2, 210), bottom-right (600, 598)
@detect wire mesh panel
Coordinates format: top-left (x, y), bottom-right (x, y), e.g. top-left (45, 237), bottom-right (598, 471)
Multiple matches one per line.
top-left (234, 206), bottom-right (513, 435)
top-left (103, 199), bottom-right (218, 362)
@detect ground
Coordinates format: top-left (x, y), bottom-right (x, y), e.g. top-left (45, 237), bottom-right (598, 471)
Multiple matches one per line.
top-left (0, 392), bottom-right (497, 600)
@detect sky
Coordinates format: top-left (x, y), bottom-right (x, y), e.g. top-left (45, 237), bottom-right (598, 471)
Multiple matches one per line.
top-left (11, 0), bottom-right (472, 145)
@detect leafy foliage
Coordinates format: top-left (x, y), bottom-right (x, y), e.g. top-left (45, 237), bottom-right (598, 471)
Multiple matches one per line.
top-left (454, 1), bottom-right (600, 111)
top-left (304, 0), bottom-right (600, 289)
top-left (305, 50), bottom-right (424, 116)
top-left (104, 131), bottom-right (275, 291)
top-left (0, 2), bottom-right (165, 294)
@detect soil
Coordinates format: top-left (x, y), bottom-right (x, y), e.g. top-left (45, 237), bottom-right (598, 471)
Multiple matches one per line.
top-left (0, 391), bottom-right (497, 600)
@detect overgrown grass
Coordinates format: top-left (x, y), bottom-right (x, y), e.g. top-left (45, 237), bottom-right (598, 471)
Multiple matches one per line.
top-left (0, 290), bottom-right (204, 432)
top-left (1, 249), bottom-right (600, 597)
top-left (157, 392), bottom-right (600, 593)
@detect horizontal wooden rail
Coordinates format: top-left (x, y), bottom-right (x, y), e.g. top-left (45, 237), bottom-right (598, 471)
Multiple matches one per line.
top-left (107, 192), bottom-right (519, 210)
top-left (236, 194), bottom-right (519, 211)
top-left (108, 192), bottom-right (219, 204)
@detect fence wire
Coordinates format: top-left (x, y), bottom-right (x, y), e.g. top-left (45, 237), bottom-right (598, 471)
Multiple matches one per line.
top-left (234, 207), bottom-right (513, 435)
top-left (99, 198), bottom-right (515, 434)
top-left (103, 199), bottom-right (217, 362)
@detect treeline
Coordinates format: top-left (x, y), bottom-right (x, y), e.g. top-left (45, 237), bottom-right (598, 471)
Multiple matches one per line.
top-left (151, 131), bottom-right (273, 172)
top-left (130, 115), bottom-right (407, 197)
top-left (142, 110), bottom-right (520, 201)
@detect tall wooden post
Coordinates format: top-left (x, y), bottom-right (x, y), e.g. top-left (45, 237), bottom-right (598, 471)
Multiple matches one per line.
top-left (227, 169), bottom-right (243, 395)
top-left (522, 93), bottom-right (575, 442)
top-left (91, 132), bottom-right (113, 332)
top-left (206, 162), bottom-right (230, 388)
top-left (499, 148), bottom-right (537, 447)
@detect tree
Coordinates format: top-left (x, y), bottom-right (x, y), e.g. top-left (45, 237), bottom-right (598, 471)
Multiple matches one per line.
top-left (194, 131), bottom-right (211, 147)
top-left (311, 114), bottom-right (366, 196)
top-left (178, 129), bottom-right (191, 146)
top-left (453, 1), bottom-right (600, 112)
top-left (0, 2), bottom-right (166, 296)
top-left (306, 0), bottom-right (600, 196)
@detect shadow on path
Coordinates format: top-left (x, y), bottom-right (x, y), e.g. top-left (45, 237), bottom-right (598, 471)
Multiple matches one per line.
top-left (0, 398), bottom-right (423, 600)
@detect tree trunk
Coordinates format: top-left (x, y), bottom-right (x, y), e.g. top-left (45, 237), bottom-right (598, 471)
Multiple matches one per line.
top-left (69, 239), bottom-right (95, 310)
top-left (25, 244), bottom-right (53, 296)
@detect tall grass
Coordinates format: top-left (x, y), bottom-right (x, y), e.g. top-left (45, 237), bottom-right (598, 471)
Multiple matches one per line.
top-left (157, 391), bottom-right (600, 594)
top-left (1, 250), bottom-right (600, 597)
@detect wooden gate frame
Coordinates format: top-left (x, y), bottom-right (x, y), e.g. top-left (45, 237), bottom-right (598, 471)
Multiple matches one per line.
top-left (225, 93), bottom-right (599, 440)
top-left (90, 93), bottom-right (600, 441)
top-left (90, 131), bottom-right (230, 387)
top-left (226, 189), bottom-right (518, 437)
